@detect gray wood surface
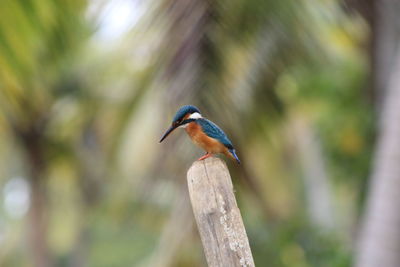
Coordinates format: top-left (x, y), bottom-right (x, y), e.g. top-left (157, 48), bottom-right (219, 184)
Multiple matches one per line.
top-left (187, 157), bottom-right (255, 267)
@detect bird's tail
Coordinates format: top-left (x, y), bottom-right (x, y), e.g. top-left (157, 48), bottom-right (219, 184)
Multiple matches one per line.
top-left (229, 149), bottom-right (241, 164)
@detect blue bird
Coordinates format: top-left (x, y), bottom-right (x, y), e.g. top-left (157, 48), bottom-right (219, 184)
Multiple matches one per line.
top-left (159, 105), bottom-right (240, 164)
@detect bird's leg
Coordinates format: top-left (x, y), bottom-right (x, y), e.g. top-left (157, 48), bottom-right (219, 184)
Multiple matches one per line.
top-left (198, 153), bottom-right (212, 161)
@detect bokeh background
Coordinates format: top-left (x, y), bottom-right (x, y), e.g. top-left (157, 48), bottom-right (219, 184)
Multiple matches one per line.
top-left (1, 0), bottom-right (400, 266)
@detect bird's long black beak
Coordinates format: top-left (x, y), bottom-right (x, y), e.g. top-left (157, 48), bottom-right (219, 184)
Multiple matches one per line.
top-left (159, 125), bottom-right (178, 143)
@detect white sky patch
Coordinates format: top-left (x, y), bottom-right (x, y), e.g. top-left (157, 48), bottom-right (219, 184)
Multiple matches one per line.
top-left (3, 177), bottom-right (30, 219)
top-left (90, 0), bottom-right (146, 41)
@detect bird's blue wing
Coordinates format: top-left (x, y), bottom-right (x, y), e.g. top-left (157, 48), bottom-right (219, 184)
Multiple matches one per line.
top-left (196, 119), bottom-right (234, 149)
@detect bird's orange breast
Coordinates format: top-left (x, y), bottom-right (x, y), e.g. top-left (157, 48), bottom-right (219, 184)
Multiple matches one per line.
top-left (185, 122), bottom-right (227, 154)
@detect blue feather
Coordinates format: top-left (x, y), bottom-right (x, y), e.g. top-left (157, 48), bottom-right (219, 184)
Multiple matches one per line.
top-left (173, 105), bottom-right (200, 122)
top-left (196, 119), bottom-right (234, 149)
top-left (196, 119), bottom-right (240, 163)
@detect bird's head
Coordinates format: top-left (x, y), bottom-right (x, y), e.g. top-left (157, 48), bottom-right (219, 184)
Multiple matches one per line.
top-left (159, 105), bottom-right (202, 142)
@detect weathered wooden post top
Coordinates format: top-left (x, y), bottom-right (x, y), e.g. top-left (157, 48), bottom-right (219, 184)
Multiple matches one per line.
top-left (187, 157), bottom-right (255, 267)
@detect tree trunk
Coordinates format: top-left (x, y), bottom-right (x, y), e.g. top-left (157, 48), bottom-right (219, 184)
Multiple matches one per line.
top-left (28, 178), bottom-right (50, 267)
top-left (355, 48), bottom-right (400, 267)
top-left (70, 126), bottom-right (104, 267)
top-left (290, 116), bottom-right (335, 230)
top-left (345, 0), bottom-right (400, 108)
top-left (26, 145), bottom-right (51, 267)
top-left (370, 0), bottom-right (400, 110)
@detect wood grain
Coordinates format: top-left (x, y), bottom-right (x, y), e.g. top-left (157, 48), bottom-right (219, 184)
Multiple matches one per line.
top-left (187, 157), bottom-right (255, 267)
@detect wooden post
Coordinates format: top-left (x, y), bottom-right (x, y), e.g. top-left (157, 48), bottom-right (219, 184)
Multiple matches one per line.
top-left (187, 157), bottom-right (255, 267)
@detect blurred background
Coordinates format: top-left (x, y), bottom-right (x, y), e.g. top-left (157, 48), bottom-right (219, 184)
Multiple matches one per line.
top-left (1, 0), bottom-right (400, 266)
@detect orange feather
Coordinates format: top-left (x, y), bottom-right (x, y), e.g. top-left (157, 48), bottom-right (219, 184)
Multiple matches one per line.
top-left (185, 122), bottom-right (229, 154)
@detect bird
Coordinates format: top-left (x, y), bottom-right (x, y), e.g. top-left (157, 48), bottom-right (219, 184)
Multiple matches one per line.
top-left (159, 105), bottom-right (240, 164)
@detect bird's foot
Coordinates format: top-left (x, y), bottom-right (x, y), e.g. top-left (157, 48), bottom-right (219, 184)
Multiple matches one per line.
top-left (198, 153), bottom-right (212, 161)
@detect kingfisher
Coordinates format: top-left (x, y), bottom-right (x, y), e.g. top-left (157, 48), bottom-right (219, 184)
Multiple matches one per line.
top-left (159, 105), bottom-right (240, 164)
